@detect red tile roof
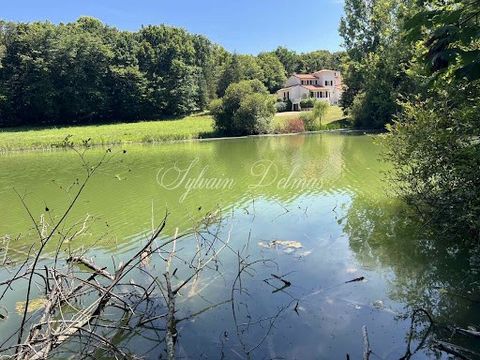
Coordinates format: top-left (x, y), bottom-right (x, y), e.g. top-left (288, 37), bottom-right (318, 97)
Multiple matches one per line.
top-left (293, 74), bottom-right (316, 80)
top-left (276, 84), bottom-right (328, 93)
top-left (303, 85), bottom-right (326, 91)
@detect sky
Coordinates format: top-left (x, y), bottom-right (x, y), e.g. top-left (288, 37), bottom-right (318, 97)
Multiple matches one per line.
top-left (0, 0), bottom-right (345, 54)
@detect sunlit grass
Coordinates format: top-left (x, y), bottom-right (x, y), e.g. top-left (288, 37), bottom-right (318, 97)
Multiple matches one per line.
top-left (0, 106), bottom-right (348, 152)
top-left (0, 114), bottom-right (215, 152)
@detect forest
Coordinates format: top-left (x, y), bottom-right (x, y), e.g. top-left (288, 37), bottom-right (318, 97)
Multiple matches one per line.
top-left (0, 17), bottom-right (342, 127)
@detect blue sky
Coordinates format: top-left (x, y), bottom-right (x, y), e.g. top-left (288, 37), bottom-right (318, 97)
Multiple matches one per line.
top-left (1, 0), bottom-right (344, 54)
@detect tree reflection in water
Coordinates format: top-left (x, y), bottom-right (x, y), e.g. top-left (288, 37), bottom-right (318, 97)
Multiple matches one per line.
top-left (345, 196), bottom-right (480, 358)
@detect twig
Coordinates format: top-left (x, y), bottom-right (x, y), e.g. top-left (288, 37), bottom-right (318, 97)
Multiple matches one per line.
top-left (362, 325), bottom-right (371, 360)
top-left (66, 256), bottom-right (114, 281)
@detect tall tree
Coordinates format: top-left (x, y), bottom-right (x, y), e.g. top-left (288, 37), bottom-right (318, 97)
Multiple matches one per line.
top-left (274, 46), bottom-right (299, 75)
top-left (216, 54), bottom-right (245, 96)
top-left (384, 0), bottom-right (480, 238)
top-left (257, 52), bottom-right (287, 92)
top-left (339, 0), bottom-right (414, 128)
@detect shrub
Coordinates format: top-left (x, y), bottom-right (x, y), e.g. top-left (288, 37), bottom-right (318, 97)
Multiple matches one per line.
top-left (212, 79), bottom-right (276, 135)
top-left (283, 118), bottom-right (305, 133)
top-left (312, 101), bottom-right (329, 125)
top-left (300, 101), bottom-right (330, 131)
top-left (275, 101), bottom-right (288, 112)
top-left (300, 112), bottom-right (317, 131)
top-left (234, 93), bottom-right (276, 134)
top-left (300, 97), bottom-right (316, 109)
top-left (350, 89), bottom-right (396, 129)
top-left (285, 99), bottom-right (292, 111)
top-left (384, 98), bottom-right (480, 237)
top-left (208, 98), bottom-right (223, 116)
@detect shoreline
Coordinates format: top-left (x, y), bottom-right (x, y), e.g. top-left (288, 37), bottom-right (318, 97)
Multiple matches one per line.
top-left (0, 128), bottom-right (377, 155)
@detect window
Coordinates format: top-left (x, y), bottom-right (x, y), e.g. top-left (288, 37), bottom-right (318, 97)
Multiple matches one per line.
top-left (331, 80), bottom-right (333, 86)
top-left (319, 92), bottom-right (323, 98)
top-left (287, 92), bottom-right (289, 100)
top-left (301, 80), bottom-right (304, 85)
top-left (325, 80), bottom-right (328, 86)
top-left (310, 92), bottom-right (314, 97)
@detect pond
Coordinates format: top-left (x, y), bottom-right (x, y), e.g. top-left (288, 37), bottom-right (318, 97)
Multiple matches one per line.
top-left (0, 133), bottom-right (479, 359)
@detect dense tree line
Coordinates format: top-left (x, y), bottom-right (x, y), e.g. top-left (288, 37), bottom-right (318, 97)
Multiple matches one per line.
top-left (0, 17), bottom-right (227, 126)
top-left (0, 17), bottom-right (342, 127)
top-left (340, 0), bottom-right (480, 239)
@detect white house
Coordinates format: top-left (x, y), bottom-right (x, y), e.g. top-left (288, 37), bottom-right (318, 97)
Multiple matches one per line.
top-left (276, 69), bottom-right (343, 110)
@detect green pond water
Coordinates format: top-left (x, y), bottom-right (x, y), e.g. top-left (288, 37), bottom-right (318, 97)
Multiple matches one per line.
top-left (0, 132), bottom-right (479, 359)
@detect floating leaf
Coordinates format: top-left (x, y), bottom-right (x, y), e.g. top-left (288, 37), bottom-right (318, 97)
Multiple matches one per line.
top-left (140, 251), bottom-right (150, 267)
top-left (271, 240), bottom-right (303, 249)
top-left (296, 250), bottom-right (312, 257)
top-left (258, 240), bottom-right (303, 251)
top-left (16, 298), bottom-right (47, 314)
top-left (258, 241), bottom-right (270, 249)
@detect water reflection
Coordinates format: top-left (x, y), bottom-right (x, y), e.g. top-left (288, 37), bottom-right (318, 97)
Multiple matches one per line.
top-left (0, 133), bottom-right (382, 252)
top-left (345, 195), bottom-right (480, 358)
top-left (1, 133), bottom-right (478, 358)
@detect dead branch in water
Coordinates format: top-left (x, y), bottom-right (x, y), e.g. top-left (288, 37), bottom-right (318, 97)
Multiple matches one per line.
top-left (0, 201), bottom-right (235, 359)
top-left (454, 326), bottom-right (480, 339)
top-left (0, 147), bottom-right (241, 360)
top-left (399, 308), bottom-right (434, 360)
top-left (434, 340), bottom-right (479, 360)
top-left (362, 325), bottom-right (371, 360)
top-left (66, 256), bottom-right (114, 280)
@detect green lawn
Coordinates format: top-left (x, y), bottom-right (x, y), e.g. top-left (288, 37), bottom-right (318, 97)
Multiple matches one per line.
top-left (0, 114), bottom-right (216, 152)
top-left (0, 106), bottom-right (347, 152)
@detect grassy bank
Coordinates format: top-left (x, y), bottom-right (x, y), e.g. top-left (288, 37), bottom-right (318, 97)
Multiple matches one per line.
top-left (0, 106), bottom-right (347, 152)
top-left (273, 105), bottom-right (349, 130)
top-left (0, 114), bottom-right (216, 152)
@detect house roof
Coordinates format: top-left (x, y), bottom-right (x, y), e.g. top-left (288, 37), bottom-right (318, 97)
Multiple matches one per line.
top-left (276, 85), bottom-right (296, 92)
top-left (276, 84), bottom-right (327, 93)
top-left (293, 74), bottom-right (316, 80)
top-left (303, 85), bottom-right (326, 91)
